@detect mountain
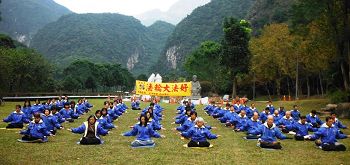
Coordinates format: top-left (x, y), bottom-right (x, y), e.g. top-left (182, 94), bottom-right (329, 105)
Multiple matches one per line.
top-left (30, 13), bottom-right (175, 75)
top-left (151, 0), bottom-right (256, 74)
top-left (246, 0), bottom-right (296, 33)
top-left (0, 0), bottom-right (72, 46)
top-left (136, 0), bottom-right (210, 26)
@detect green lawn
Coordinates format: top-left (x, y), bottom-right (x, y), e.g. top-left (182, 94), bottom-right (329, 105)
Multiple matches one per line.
top-left (0, 99), bottom-right (349, 165)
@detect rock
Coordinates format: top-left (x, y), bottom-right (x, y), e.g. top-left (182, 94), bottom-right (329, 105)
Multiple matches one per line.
top-left (334, 103), bottom-right (350, 119)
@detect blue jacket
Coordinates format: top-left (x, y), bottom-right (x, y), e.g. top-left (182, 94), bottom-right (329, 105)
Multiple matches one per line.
top-left (266, 105), bottom-right (275, 114)
top-left (251, 123), bottom-right (287, 143)
top-left (246, 107), bottom-right (259, 118)
top-left (52, 112), bottom-right (65, 123)
top-left (76, 103), bottom-right (87, 114)
top-left (259, 112), bottom-right (270, 122)
top-left (148, 119), bottom-right (162, 130)
top-left (22, 107), bottom-right (33, 119)
top-left (84, 100), bottom-right (93, 108)
top-left (131, 101), bottom-right (140, 109)
top-left (97, 116), bottom-right (115, 130)
top-left (219, 111), bottom-right (237, 123)
top-left (72, 121), bottom-right (108, 139)
top-left (277, 116), bottom-right (295, 126)
top-left (20, 120), bottom-right (51, 141)
top-left (229, 114), bottom-right (249, 130)
top-left (3, 111), bottom-right (30, 124)
top-left (123, 124), bottom-right (160, 141)
top-left (306, 114), bottom-right (323, 127)
top-left (59, 108), bottom-right (78, 119)
top-left (291, 110), bottom-right (301, 121)
top-left (278, 108), bottom-right (286, 117)
top-left (175, 115), bottom-right (189, 125)
top-left (272, 114), bottom-right (282, 124)
top-left (177, 118), bottom-right (196, 132)
top-left (286, 121), bottom-right (317, 136)
top-left (182, 125), bottom-right (217, 142)
top-left (334, 118), bottom-right (347, 129)
top-left (55, 100), bottom-right (64, 109)
top-left (310, 123), bottom-right (348, 144)
top-left (31, 104), bottom-right (44, 114)
top-left (41, 114), bottom-right (61, 132)
top-left (244, 118), bottom-right (262, 133)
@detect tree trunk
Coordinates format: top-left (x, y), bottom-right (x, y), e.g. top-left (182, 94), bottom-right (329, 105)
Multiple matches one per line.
top-left (295, 56), bottom-right (299, 100)
top-left (340, 61), bottom-right (350, 91)
top-left (265, 82), bottom-right (271, 101)
top-left (253, 72), bottom-right (256, 100)
top-left (276, 78), bottom-right (281, 98)
top-left (307, 76), bottom-right (310, 98)
top-left (232, 77), bottom-right (237, 98)
top-left (319, 72), bottom-right (324, 96)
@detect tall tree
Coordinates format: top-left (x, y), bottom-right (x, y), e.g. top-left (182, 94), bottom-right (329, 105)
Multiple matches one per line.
top-left (184, 41), bottom-right (224, 93)
top-left (220, 18), bottom-right (252, 97)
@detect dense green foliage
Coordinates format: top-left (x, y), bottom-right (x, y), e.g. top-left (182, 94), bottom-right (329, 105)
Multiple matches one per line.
top-left (0, 0), bottom-right (72, 45)
top-left (31, 14), bottom-right (174, 75)
top-left (152, 0), bottom-right (256, 74)
top-left (60, 60), bottom-right (135, 92)
top-left (0, 35), bottom-right (135, 94)
top-left (0, 35), bottom-right (54, 93)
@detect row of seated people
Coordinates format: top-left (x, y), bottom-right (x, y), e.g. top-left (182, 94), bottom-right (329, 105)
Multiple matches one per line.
top-left (204, 101), bottom-right (349, 151)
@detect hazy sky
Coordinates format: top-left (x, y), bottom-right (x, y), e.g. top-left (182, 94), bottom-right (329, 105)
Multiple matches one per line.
top-left (54, 0), bottom-right (179, 16)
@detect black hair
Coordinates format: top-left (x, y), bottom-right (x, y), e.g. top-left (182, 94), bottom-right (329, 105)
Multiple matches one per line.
top-left (226, 103), bottom-right (231, 107)
top-left (325, 116), bottom-right (333, 122)
top-left (33, 113), bottom-right (41, 119)
top-left (104, 101), bottom-right (109, 105)
top-left (95, 110), bottom-right (101, 115)
top-left (300, 116), bottom-right (306, 120)
top-left (15, 105), bottom-right (21, 109)
top-left (311, 110), bottom-right (317, 114)
top-left (330, 111), bottom-right (336, 116)
top-left (293, 105), bottom-right (298, 108)
top-left (190, 111), bottom-right (197, 117)
top-left (51, 106), bottom-right (57, 111)
top-left (265, 107), bottom-right (270, 111)
top-left (185, 106), bottom-right (191, 111)
top-left (150, 103), bottom-right (155, 106)
top-left (87, 115), bottom-right (96, 123)
top-left (139, 115), bottom-right (149, 127)
top-left (101, 108), bottom-right (107, 113)
top-left (146, 111), bottom-right (153, 119)
top-left (23, 99), bottom-right (31, 107)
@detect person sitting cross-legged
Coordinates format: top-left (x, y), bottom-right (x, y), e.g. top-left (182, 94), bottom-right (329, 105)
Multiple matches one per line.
top-left (251, 115), bottom-right (289, 149)
top-left (305, 116), bottom-right (350, 151)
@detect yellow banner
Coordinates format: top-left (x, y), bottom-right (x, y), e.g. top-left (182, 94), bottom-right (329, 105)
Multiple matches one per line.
top-left (135, 80), bottom-right (192, 96)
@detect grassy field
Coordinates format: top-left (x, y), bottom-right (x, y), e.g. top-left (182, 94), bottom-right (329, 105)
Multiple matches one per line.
top-left (0, 99), bottom-right (349, 165)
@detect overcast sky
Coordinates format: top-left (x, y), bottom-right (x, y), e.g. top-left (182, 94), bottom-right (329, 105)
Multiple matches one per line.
top-left (54, 0), bottom-right (180, 16)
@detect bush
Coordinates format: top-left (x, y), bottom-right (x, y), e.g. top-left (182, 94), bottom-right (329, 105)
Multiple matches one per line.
top-left (327, 90), bottom-right (350, 104)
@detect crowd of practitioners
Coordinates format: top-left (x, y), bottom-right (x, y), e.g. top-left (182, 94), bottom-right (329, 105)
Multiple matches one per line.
top-left (2, 96), bottom-right (129, 145)
top-left (2, 96), bottom-right (350, 151)
top-left (204, 99), bottom-right (349, 151)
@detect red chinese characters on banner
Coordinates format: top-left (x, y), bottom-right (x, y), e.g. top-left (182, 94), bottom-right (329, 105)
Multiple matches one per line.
top-left (135, 80), bottom-right (191, 96)
top-left (180, 84), bottom-right (188, 92)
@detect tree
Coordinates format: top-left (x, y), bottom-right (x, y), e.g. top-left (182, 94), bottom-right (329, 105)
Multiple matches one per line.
top-left (184, 41), bottom-right (225, 93)
top-left (220, 18), bottom-right (252, 97)
top-left (136, 74), bottom-right (148, 81)
top-left (291, 0), bottom-right (350, 92)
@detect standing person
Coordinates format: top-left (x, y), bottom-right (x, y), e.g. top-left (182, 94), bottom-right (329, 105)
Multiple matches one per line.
top-left (3, 105), bottom-right (30, 128)
top-left (68, 115), bottom-right (109, 145)
top-left (181, 117), bottom-right (220, 147)
top-left (123, 115), bottom-right (165, 148)
top-left (251, 115), bottom-right (288, 149)
top-left (305, 116), bottom-right (350, 151)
